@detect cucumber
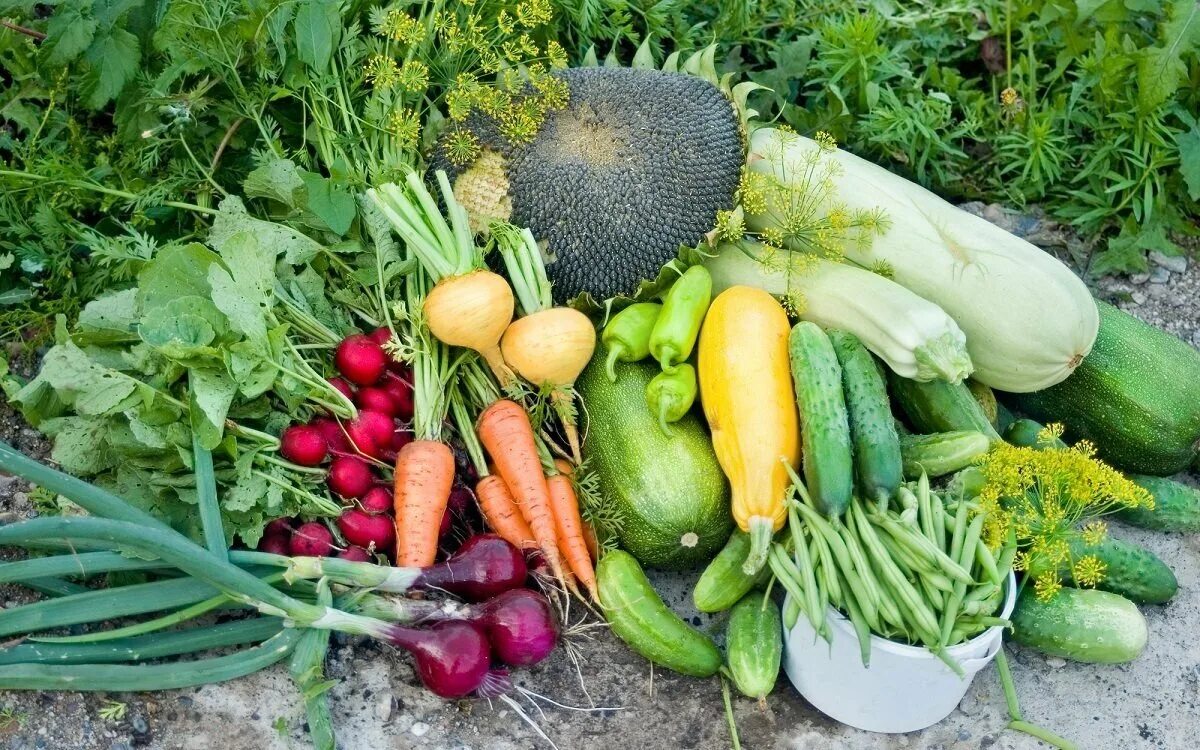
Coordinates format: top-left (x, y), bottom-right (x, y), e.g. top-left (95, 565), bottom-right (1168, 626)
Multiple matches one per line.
top-left (1008, 301), bottom-right (1200, 475)
top-left (579, 345), bottom-right (733, 569)
top-left (1119, 475), bottom-right (1200, 533)
top-left (726, 591), bottom-right (781, 703)
top-left (1064, 537), bottom-right (1177, 604)
top-left (828, 330), bottom-right (902, 504)
top-left (966, 379), bottom-right (998, 427)
top-left (888, 373), bottom-right (1002, 442)
top-left (1011, 587), bottom-right (1147, 663)
top-left (899, 431), bottom-right (991, 478)
top-left (597, 550), bottom-right (722, 677)
top-left (789, 323), bottom-right (853, 515)
top-left (1003, 418), bottom-right (1064, 449)
top-left (693, 529), bottom-right (770, 613)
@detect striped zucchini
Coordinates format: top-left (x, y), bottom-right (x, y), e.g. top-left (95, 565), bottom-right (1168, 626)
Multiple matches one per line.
top-left (789, 323), bottom-right (853, 516)
top-left (829, 330), bottom-right (902, 504)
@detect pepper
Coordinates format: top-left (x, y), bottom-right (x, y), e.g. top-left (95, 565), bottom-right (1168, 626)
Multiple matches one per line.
top-left (649, 266), bottom-right (712, 371)
top-left (645, 363), bottom-right (698, 436)
top-left (601, 302), bottom-right (663, 382)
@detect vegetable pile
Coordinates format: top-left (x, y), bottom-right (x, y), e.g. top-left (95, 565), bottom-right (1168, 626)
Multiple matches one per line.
top-left (0, 6), bottom-right (1197, 750)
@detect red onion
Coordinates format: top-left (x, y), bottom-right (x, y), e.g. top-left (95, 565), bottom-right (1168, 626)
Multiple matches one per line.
top-left (386, 621), bottom-right (491, 698)
top-left (416, 534), bottom-right (527, 601)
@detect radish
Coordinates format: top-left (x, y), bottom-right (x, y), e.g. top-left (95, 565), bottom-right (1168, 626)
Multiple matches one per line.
top-left (335, 334), bottom-right (388, 385)
top-left (327, 376), bottom-right (356, 401)
top-left (416, 534), bottom-right (527, 601)
top-left (338, 508), bottom-right (396, 551)
top-left (388, 621), bottom-right (491, 698)
top-left (264, 517), bottom-right (294, 537)
top-left (290, 522), bottom-right (334, 557)
top-left (338, 545), bottom-right (374, 562)
top-left (368, 326), bottom-right (394, 348)
top-left (310, 418), bottom-right (350, 453)
top-left (391, 427), bottom-right (414, 453)
top-left (382, 373), bottom-right (415, 420)
top-left (356, 386), bottom-right (398, 416)
top-left (345, 410), bottom-right (395, 459)
top-left (328, 456), bottom-right (375, 499)
top-left (257, 534), bottom-right (290, 555)
top-left (280, 424), bottom-right (328, 466)
top-left (359, 486), bottom-right (393, 515)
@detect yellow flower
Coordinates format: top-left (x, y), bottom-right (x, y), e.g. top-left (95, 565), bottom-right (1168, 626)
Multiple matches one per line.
top-left (814, 131), bottom-right (837, 151)
top-left (397, 60), bottom-right (429, 93)
top-left (545, 40), bottom-right (568, 68)
top-left (714, 209), bottom-right (745, 242)
top-left (1034, 573), bottom-right (1062, 602)
top-left (1072, 555), bottom-right (1106, 587)
top-left (516, 0), bottom-right (553, 28)
top-left (1080, 520), bottom-right (1107, 546)
top-left (870, 260), bottom-right (895, 279)
top-left (365, 55), bottom-right (401, 89)
top-left (379, 10), bottom-right (425, 44)
top-left (388, 109), bottom-right (421, 150)
top-left (442, 129), bottom-right (481, 166)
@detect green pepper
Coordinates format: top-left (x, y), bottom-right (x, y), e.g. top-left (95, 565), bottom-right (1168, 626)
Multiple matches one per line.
top-left (601, 302), bottom-right (663, 382)
top-left (649, 266), bottom-right (712, 371)
top-left (645, 363), bottom-right (697, 436)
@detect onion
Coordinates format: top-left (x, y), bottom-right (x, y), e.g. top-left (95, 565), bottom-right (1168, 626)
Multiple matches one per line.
top-left (415, 534), bottom-right (526, 601)
top-left (424, 270), bottom-right (515, 384)
top-left (477, 588), bottom-right (558, 667)
top-left (386, 620), bottom-right (492, 698)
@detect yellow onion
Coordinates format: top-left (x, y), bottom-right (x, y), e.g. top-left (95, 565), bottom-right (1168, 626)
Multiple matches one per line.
top-left (425, 270), bottom-right (515, 383)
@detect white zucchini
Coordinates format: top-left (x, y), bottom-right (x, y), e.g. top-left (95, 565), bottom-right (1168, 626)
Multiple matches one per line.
top-left (704, 241), bottom-right (973, 383)
top-left (745, 127), bottom-right (1098, 393)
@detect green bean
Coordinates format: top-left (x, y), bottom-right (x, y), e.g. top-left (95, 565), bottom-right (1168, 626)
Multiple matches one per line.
top-left (808, 525), bottom-right (842, 603)
top-left (932, 646), bottom-right (965, 678)
top-left (0, 628), bottom-right (302, 691)
top-left (964, 582), bottom-right (999, 605)
top-left (769, 545), bottom-right (809, 623)
top-left (850, 501), bottom-right (941, 639)
top-left (877, 530), bottom-right (934, 577)
top-left (792, 503), bottom-right (879, 628)
top-left (948, 500), bottom-right (970, 568)
top-left (788, 508), bottom-right (824, 635)
top-left (897, 486), bottom-right (919, 513)
top-left (839, 514), bottom-right (903, 627)
top-left (898, 507), bottom-right (918, 526)
top-left (996, 535), bottom-right (1018, 581)
top-left (841, 583), bottom-right (873, 668)
top-left (930, 488), bottom-right (947, 552)
top-left (875, 514), bottom-right (974, 584)
top-left (975, 537), bottom-right (1003, 585)
top-left (0, 618), bottom-right (284, 666)
top-left (783, 595), bottom-right (801, 630)
top-left (919, 576), bottom-right (945, 612)
top-left (916, 474), bottom-right (938, 547)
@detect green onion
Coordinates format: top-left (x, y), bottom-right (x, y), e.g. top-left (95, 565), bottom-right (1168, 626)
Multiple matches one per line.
top-left (192, 438), bottom-right (228, 560)
top-left (0, 552), bottom-right (165, 583)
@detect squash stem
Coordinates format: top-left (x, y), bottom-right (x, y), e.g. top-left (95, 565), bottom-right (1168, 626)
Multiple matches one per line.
top-left (743, 516), bottom-right (775, 576)
top-left (720, 674), bottom-right (742, 750)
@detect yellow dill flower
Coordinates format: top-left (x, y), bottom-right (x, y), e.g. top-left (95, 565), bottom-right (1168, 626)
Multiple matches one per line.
top-left (516, 0), bottom-right (553, 27)
top-left (1012, 549), bottom-right (1030, 572)
top-left (545, 40), bottom-right (568, 68)
top-left (365, 55), bottom-right (401, 89)
top-left (814, 131), bottom-right (837, 150)
top-left (442, 129), bottom-right (481, 166)
top-left (396, 60), bottom-right (429, 93)
top-left (379, 10), bottom-right (425, 44)
top-left (736, 171), bottom-right (769, 216)
top-left (518, 33), bottom-right (539, 57)
top-left (714, 209), bottom-right (745, 242)
top-left (1072, 555), bottom-right (1106, 587)
top-left (445, 86), bottom-right (475, 121)
top-left (1080, 520), bottom-right (1107, 546)
top-left (1034, 573), bottom-right (1062, 602)
top-left (1036, 422), bottom-right (1065, 445)
top-left (497, 9), bottom-right (516, 35)
top-left (870, 260), bottom-right (895, 279)
top-left (388, 109), bottom-right (421, 150)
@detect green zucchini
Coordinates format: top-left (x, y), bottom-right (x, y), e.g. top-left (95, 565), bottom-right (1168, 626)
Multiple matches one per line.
top-left (1009, 301), bottom-right (1200, 475)
top-left (829, 330), bottom-right (902, 504)
top-left (726, 591), bottom-right (781, 703)
top-left (693, 530), bottom-right (770, 613)
top-left (1119, 475), bottom-right (1200, 533)
top-left (597, 551), bottom-right (722, 677)
top-left (899, 431), bottom-right (991, 478)
top-left (1011, 587), bottom-right (1147, 663)
top-left (578, 345), bottom-right (733, 569)
top-left (888, 373), bottom-right (1002, 442)
top-left (1063, 537), bottom-right (1177, 605)
top-left (788, 323), bottom-right (853, 515)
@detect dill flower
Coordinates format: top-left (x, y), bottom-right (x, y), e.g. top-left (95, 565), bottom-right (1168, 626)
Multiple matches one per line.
top-left (365, 55), bottom-right (401, 89)
top-left (389, 109), bottom-right (421, 150)
top-left (545, 40), bottom-right (568, 69)
top-left (377, 9), bottom-right (425, 44)
top-left (1072, 555), bottom-right (1106, 588)
top-left (396, 60), bottom-right (429, 93)
top-left (442, 129), bottom-right (481, 166)
top-left (497, 10), bottom-right (516, 35)
top-left (714, 208), bottom-right (745, 242)
top-left (1033, 573), bottom-right (1062, 602)
top-left (870, 260), bottom-right (895, 278)
top-left (516, 0), bottom-right (553, 28)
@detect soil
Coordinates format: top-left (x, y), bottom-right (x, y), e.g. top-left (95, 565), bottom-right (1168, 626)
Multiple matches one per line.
top-left (0, 205), bottom-right (1197, 750)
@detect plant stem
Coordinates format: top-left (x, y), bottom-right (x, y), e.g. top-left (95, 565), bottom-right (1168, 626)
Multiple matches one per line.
top-left (1008, 721), bottom-right (1078, 750)
top-left (0, 169), bottom-right (218, 215)
top-left (721, 675), bottom-right (742, 750)
top-left (995, 646), bottom-right (1022, 719)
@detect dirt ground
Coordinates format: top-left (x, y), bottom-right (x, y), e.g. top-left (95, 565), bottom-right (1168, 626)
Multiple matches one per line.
top-left (0, 205), bottom-right (1197, 750)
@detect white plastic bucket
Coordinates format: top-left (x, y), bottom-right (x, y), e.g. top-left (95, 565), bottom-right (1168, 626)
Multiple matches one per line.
top-left (782, 571), bottom-right (1017, 733)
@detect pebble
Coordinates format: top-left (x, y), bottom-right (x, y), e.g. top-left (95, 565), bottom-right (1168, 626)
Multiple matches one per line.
top-left (1149, 266), bottom-right (1171, 284)
top-left (1129, 272), bottom-right (1150, 284)
top-left (1131, 290), bottom-right (1147, 304)
top-left (1046, 656), bottom-right (1067, 668)
top-left (109, 742), bottom-right (131, 750)
top-left (130, 714), bottom-right (148, 734)
top-left (411, 721), bottom-right (430, 737)
top-left (1149, 250), bottom-right (1188, 273)
top-left (376, 694), bottom-right (394, 723)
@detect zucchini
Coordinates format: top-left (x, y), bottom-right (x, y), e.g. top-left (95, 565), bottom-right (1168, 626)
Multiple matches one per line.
top-left (693, 530), bottom-right (770, 613)
top-left (1119, 475), bottom-right (1200, 533)
top-left (578, 345), bottom-right (733, 569)
top-left (966, 379), bottom-right (998, 427)
top-left (899, 431), bottom-right (991, 478)
top-left (888, 373), bottom-right (1002, 442)
top-left (726, 591), bottom-right (781, 704)
top-left (1011, 587), bottom-right (1147, 663)
top-left (1064, 537), bottom-right (1177, 605)
top-left (788, 323), bottom-right (853, 515)
top-left (1009, 301), bottom-right (1200, 475)
top-left (829, 330), bottom-right (902, 504)
top-left (597, 551), bottom-right (722, 677)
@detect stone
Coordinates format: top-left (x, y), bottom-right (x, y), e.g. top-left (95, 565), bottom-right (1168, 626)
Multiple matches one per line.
top-left (1131, 290), bottom-right (1147, 304)
top-left (1046, 656), bottom-right (1067, 668)
top-left (411, 721), bottom-right (430, 737)
top-left (1149, 266), bottom-right (1171, 284)
top-left (376, 694), bottom-right (394, 723)
top-left (1149, 251), bottom-right (1187, 274)
top-left (1129, 272), bottom-right (1150, 284)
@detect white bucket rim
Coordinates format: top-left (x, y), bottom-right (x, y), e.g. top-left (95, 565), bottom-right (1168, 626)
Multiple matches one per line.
top-left (802, 570), bottom-right (1018, 660)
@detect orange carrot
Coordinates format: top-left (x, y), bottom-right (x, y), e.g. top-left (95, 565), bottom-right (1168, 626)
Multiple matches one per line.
top-left (581, 520), bottom-right (599, 562)
top-left (547, 460), bottom-right (598, 601)
top-left (393, 440), bottom-right (456, 567)
top-left (477, 399), bottom-right (567, 584)
top-left (475, 474), bottom-right (537, 551)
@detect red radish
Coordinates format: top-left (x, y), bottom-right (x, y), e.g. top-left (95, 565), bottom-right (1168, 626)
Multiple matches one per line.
top-left (416, 534), bottom-right (527, 601)
top-left (345, 410), bottom-right (395, 459)
top-left (264, 517), bottom-right (294, 537)
top-left (327, 376), bottom-right (356, 401)
top-left (335, 334), bottom-right (388, 385)
top-left (391, 428), bottom-right (414, 453)
top-left (382, 373), bottom-right (415, 420)
top-left (280, 424), bottom-right (328, 466)
top-left (338, 508), bottom-right (397, 551)
top-left (328, 456), bottom-right (375, 499)
top-left (356, 387), bottom-right (398, 416)
top-left (290, 522), bottom-right (334, 557)
top-left (311, 417), bottom-right (351, 453)
top-left (360, 486), bottom-right (393, 515)
top-left (338, 545), bottom-right (374, 562)
top-left (257, 534), bottom-right (291, 555)
top-left (345, 419), bottom-right (384, 459)
top-left (368, 326), bottom-right (394, 347)
top-left (387, 621), bottom-right (491, 698)
top-left (475, 588), bottom-right (558, 667)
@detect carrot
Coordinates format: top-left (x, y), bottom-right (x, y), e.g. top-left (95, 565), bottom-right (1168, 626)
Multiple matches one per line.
top-left (475, 474), bottom-right (537, 550)
top-left (581, 520), bottom-right (599, 562)
top-left (477, 399), bottom-right (567, 584)
top-left (393, 439), bottom-right (456, 567)
top-left (547, 460), bottom-right (599, 602)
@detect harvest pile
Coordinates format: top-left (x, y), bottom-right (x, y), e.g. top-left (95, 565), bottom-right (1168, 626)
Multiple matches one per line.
top-left (0, 3), bottom-right (1198, 749)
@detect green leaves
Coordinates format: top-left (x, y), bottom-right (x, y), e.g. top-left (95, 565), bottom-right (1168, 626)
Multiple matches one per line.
top-left (38, 342), bottom-right (141, 417)
top-left (82, 27), bottom-right (140, 109)
top-left (37, 0), bottom-right (145, 108)
top-left (42, 4), bottom-right (100, 65)
top-left (188, 368), bottom-right (236, 450)
top-left (294, 0), bottom-right (341, 74)
top-left (208, 232), bottom-right (277, 345)
top-left (1136, 0), bottom-right (1200, 113)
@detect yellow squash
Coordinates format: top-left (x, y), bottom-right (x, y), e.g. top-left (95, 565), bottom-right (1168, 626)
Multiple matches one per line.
top-left (698, 286), bottom-right (800, 574)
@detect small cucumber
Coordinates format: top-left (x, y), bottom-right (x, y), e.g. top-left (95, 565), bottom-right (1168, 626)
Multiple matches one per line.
top-left (1011, 587), bottom-right (1147, 663)
top-left (694, 529), bottom-right (770, 613)
top-left (829, 330), bottom-right (902, 504)
top-left (789, 323), bottom-right (853, 515)
top-left (598, 550), bottom-right (722, 677)
top-left (966, 379), bottom-right (998, 427)
top-left (1064, 537), bottom-right (1177, 604)
top-left (888, 373), bottom-right (1002, 442)
top-left (726, 591), bottom-right (781, 704)
top-left (900, 431), bottom-right (991, 478)
top-left (1119, 475), bottom-right (1200, 533)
